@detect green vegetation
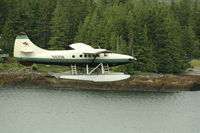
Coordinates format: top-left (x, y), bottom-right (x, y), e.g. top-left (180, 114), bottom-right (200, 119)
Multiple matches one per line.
top-left (0, 58), bottom-right (23, 70)
top-left (0, 0), bottom-right (200, 74)
top-left (0, 57), bottom-right (70, 72)
top-left (190, 60), bottom-right (200, 67)
top-left (33, 64), bottom-right (70, 72)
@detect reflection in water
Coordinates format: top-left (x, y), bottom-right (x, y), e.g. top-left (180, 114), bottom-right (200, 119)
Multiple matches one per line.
top-left (0, 87), bottom-right (199, 133)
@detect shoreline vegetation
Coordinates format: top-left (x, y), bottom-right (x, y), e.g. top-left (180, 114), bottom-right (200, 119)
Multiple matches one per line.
top-left (0, 73), bottom-right (200, 92)
top-left (0, 59), bottom-right (200, 92)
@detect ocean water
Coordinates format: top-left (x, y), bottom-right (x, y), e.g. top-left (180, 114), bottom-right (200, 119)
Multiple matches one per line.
top-left (0, 87), bottom-right (199, 133)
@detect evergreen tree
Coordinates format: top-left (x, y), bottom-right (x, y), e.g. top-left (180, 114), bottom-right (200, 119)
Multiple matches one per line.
top-left (129, 7), bottom-right (157, 72)
top-left (1, 0), bottom-right (20, 54)
top-left (173, 0), bottom-right (192, 27)
top-left (34, 0), bottom-right (55, 48)
top-left (156, 13), bottom-right (189, 73)
top-left (181, 26), bottom-right (196, 60)
top-left (75, 7), bottom-right (104, 47)
top-left (192, 0), bottom-right (200, 41)
top-left (49, 0), bottom-right (71, 49)
top-left (0, 0), bottom-right (8, 35)
top-left (49, 0), bottom-right (92, 49)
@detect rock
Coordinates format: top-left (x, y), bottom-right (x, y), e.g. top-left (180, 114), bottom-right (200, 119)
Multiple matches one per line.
top-left (0, 73), bottom-right (200, 92)
top-left (183, 67), bottom-right (200, 76)
top-left (190, 83), bottom-right (200, 91)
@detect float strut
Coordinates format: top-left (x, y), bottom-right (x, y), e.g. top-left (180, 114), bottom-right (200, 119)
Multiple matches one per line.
top-left (101, 63), bottom-right (105, 74)
top-left (86, 64), bottom-right (89, 75)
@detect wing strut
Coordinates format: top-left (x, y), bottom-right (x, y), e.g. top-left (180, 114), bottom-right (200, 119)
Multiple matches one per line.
top-left (85, 63), bottom-right (109, 75)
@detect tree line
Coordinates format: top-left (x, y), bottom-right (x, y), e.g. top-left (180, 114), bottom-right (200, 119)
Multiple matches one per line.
top-left (0, 0), bottom-right (200, 73)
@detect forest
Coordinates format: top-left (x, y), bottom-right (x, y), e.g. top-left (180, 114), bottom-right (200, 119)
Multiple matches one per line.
top-left (0, 0), bottom-right (200, 74)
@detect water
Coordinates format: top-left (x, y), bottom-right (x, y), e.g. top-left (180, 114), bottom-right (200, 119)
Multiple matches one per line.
top-left (0, 87), bottom-right (199, 133)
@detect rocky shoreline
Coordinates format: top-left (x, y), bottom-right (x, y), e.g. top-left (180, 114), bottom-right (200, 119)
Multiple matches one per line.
top-left (0, 73), bottom-right (200, 92)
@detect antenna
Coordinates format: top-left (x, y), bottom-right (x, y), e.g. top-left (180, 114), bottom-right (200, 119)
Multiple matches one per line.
top-left (97, 45), bottom-right (101, 49)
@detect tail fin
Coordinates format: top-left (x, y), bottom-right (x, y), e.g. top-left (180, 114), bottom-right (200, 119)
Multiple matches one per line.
top-left (14, 32), bottom-right (46, 57)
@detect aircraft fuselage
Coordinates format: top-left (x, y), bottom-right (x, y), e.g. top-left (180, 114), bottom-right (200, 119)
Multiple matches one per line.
top-left (16, 50), bottom-right (134, 67)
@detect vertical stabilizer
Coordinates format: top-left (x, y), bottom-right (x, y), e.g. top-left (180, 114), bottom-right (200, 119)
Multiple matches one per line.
top-left (14, 32), bottom-right (46, 57)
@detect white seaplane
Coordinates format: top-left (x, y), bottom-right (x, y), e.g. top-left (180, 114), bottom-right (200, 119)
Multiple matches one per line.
top-left (14, 32), bottom-right (136, 82)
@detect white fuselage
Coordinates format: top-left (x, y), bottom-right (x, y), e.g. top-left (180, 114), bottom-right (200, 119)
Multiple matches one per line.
top-left (14, 34), bottom-right (135, 66)
top-left (16, 49), bottom-right (134, 66)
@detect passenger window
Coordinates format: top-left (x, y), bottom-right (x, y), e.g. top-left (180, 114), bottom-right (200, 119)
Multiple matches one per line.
top-left (84, 54), bottom-right (87, 57)
top-left (88, 54), bottom-right (91, 57)
top-left (93, 55), bottom-right (96, 57)
top-left (72, 55), bottom-right (75, 58)
top-left (96, 54), bottom-right (100, 57)
top-left (80, 55), bottom-right (83, 57)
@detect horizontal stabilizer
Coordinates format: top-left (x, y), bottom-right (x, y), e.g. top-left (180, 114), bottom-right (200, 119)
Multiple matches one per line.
top-left (21, 50), bottom-right (34, 53)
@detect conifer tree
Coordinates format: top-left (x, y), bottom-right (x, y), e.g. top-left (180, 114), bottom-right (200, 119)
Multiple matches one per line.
top-left (34, 0), bottom-right (55, 48)
top-left (1, 0), bottom-right (20, 54)
top-left (49, 0), bottom-right (70, 49)
top-left (181, 26), bottom-right (196, 60)
top-left (49, 0), bottom-right (91, 49)
top-left (192, 0), bottom-right (200, 41)
top-left (0, 0), bottom-right (8, 35)
top-left (156, 13), bottom-right (189, 73)
top-left (174, 0), bottom-right (192, 27)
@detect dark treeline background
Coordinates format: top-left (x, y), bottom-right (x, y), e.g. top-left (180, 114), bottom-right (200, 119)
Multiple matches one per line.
top-left (0, 0), bottom-right (200, 73)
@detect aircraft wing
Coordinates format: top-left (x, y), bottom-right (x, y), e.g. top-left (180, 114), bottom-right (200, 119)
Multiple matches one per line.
top-left (82, 49), bottom-right (112, 54)
top-left (69, 43), bottom-right (93, 50)
top-left (69, 43), bottom-right (112, 54)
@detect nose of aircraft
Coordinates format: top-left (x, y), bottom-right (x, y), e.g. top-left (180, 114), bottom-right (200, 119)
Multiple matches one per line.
top-left (128, 56), bottom-right (137, 61)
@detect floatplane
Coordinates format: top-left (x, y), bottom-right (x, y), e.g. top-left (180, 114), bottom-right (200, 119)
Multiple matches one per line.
top-left (14, 32), bottom-right (136, 82)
